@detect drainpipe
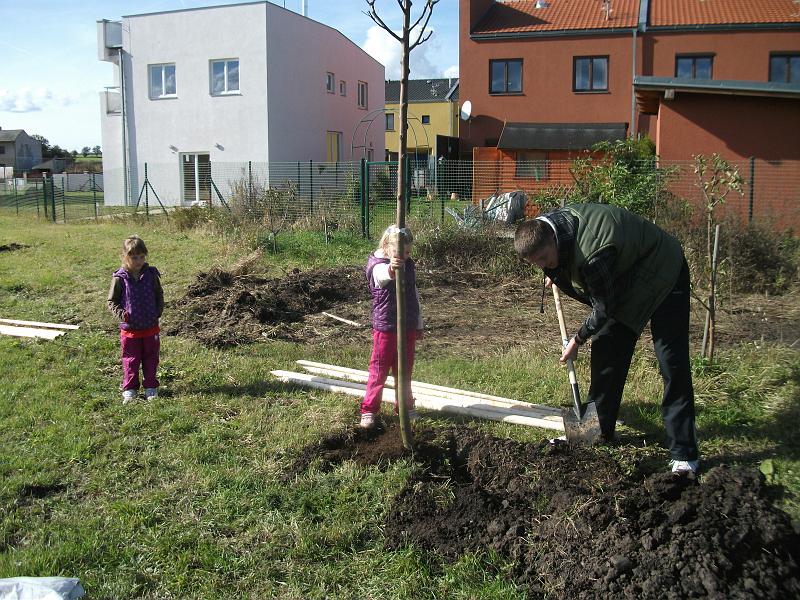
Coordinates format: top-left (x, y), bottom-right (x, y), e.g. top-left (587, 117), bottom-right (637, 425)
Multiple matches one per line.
top-left (631, 28), bottom-right (637, 138)
top-left (119, 48), bottom-right (129, 206)
top-left (302, 0), bottom-right (308, 16)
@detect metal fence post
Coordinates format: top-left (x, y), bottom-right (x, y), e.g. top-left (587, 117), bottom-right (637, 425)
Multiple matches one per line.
top-left (405, 156), bottom-right (411, 213)
top-left (92, 173), bottom-right (98, 220)
top-left (309, 159), bottom-right (314, 215)
top-left (359, 158), bottom-right (366, 237)
top-left (50, 175), bottom-right (57, 222)
top-left (748, 156), bottom-right (755, 224)
top-left (14, 177), bottom-right (18, 214)
top-left (248, 160), bottom-right (253, 207)
top-left (144, 162), bottom-right (150, 221)
top-left (365, 161), bottom-right (371, 239)
top-left (61, 176), bottom-right (66, 223)
top-left (42, 176), bottom-right (48, 220)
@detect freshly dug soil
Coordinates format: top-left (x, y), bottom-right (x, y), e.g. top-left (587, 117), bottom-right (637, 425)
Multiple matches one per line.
top-left (286, 422), bottom-right (800, 599)
top-left (166, 264), bottom-right (799, 352)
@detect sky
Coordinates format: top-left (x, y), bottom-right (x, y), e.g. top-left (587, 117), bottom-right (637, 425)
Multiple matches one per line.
top-left (0, 0), bottom-right (459, 152)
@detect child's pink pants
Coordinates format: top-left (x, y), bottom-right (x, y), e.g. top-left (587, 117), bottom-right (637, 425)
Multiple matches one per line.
top-left (121, 333), bottom-right (160, 391)
top-left (361, 329), bottom-right (417, 415)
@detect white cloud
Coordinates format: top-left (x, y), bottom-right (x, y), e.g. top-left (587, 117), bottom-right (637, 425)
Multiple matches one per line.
top-left (0, 87), bottom-right (79, 113)
top-left (443, 64), bottom-right (459, 78)
top-left (362, 25), bottom-right (442, 80)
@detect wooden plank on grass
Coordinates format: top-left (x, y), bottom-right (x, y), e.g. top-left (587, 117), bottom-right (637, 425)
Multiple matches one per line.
top-left (0, 318), bottom-right (80, 330)
top-left (296, 360), bottom-right (563, 417)
top-left (271, 370), bottom-right (564, 431)
top-left (0, 324), bottom-right (65, 340)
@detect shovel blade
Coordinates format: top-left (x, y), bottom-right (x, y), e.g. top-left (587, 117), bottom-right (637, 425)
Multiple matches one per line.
top-left (562, 402), bottom-right (603, 446)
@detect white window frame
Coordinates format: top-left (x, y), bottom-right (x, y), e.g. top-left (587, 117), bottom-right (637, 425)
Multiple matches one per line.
top-left (339, 80), bottom-right (347, 96)
top-left (210, 59), bottom-right (240, 96)
top-left (385, 113), bottom-right (395, 131)
top-left (357, 80), bottom-right (368, 109)
top-left (326, 72), bottom-right (335, 94)
top-left (148, 63), bottom-right (177, 99)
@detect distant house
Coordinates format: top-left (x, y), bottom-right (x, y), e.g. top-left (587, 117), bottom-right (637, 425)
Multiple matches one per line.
top-left (384, 78), bottom-right (460, 163)
top-left (0, 128), bottom-right (43, 173)
top-left (30, 158), bottom-right (72, 177)
top-left (97, 1), bottom-right (385, 206)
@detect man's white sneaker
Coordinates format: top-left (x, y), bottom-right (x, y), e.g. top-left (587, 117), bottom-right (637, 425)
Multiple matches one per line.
top-left (359, 412), bottom-right (377, 429)
top-left (122, 390), bottom-right (136, 405)
top-left (671, 459), bottom-right (699, 474)
top-left (145, 388), bottom-right (158, 400)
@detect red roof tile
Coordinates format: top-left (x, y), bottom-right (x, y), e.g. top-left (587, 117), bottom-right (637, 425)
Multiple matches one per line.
top-left (472, 1), bottom-right (641, 34)
top-left (649, 0), bottom-right (800, 26)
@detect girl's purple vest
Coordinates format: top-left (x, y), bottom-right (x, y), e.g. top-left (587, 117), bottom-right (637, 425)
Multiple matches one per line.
top-left (366, 253), bottom-right (420, 332)
top-left (114, 265), bottom-right (160, 331)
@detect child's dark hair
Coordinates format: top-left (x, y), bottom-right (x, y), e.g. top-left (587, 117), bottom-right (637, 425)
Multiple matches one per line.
top-left (514, 219), bottom-right (553, 260)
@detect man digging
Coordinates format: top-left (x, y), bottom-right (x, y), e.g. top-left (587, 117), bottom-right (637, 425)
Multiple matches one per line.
top-left (515, 203), bottom-right (699, 473)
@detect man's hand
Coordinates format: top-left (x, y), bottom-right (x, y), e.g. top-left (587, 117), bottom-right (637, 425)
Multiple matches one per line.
top-left (544, 276), bottom-right (553, 289)
top-left (560, 337), bottom-right (580, 364)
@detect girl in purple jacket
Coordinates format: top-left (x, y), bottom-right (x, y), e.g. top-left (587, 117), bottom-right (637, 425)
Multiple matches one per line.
top-left (107, 236), bottom-right (164, 404)
top-left (360, 225), bottom-right (423, 429)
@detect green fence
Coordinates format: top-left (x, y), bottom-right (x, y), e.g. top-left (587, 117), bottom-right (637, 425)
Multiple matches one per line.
top-left (3, 158), bottom-right (798, 234)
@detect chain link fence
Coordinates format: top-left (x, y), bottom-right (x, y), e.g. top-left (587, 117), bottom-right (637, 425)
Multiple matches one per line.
top-left (2, 158), bottom-right (797, 234)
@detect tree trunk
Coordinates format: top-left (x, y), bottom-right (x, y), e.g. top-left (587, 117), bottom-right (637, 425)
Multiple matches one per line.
top-left (394, 1), bottom-right (413, 450)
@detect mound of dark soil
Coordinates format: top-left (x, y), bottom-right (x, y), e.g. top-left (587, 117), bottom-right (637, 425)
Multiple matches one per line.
top-left (0, 243), bottom-right (28, 252)
top-left (165, 265), bottom-right (368, 346)
top-left (286, 423), bottom-right (800, 599)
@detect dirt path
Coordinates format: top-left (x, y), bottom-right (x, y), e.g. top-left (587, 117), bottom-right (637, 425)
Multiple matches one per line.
top-left (166, 264), bottom-right (800, 353)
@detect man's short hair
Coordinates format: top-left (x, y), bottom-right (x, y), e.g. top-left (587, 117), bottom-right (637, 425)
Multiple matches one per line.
top-left (514, 219), bottom-right (554, 260)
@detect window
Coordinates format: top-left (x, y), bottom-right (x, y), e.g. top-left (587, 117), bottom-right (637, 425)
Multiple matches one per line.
top-left (675, 55), bottom-right (713, 79)
top-left (769, 53), bottom-right (800, 83)
top-left (357, 81), bottom-right (368, 109)
top-left (210, 59), bottom-right (239, 95)
top-left (516, 151), bottom-right (548, 180)
top-left (339, 80), bottom-right (347, 96)
top-left (0, 147), bottom-right (5, 155)
top-left (385, 113), bottom-right (395, 131)
top-left (148, 63), bottom-right (176, 99)
top-left (326, 72), bottom-right (335, 93)
top-left (573, 56), bottom-right (608, 92)
top-left (490, 59), bottom-right (522, 94)
top-left (421, 115), bottom-right (430, 124)
top-left (326, 131), bottom-right (342, 162)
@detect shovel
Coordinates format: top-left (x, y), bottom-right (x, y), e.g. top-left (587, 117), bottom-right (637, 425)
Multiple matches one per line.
top-left (551, 284), bottom-right (603, 445)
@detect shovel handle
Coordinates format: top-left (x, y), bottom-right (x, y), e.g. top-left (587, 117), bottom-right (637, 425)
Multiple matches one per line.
top-left (552, 285), bottom-right (583, 417)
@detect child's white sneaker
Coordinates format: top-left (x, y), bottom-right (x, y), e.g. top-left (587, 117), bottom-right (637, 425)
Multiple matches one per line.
top-left (359, 412), bottom-right (377, 429)
top-left (122, 390), bottom-right (136, 405)
top-left (144, 388), bottom-right (158, 400)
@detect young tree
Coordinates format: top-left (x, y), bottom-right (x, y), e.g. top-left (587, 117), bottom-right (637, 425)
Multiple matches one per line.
top-left (365, 0), bottom-right (438, 449)
top-left (92, 145), bottom-right (102, 156)
top-left (81, 146), bottom-right (90, 157)
top-left (693, 153), bottom-right (743, 361)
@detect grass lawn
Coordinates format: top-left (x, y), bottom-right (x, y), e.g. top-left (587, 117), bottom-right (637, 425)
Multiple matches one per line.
top-left (0, 213), bottom-right (797, 598)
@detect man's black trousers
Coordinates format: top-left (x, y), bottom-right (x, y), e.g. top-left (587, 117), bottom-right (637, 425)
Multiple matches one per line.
top-left (587, 261), bottom-right (698, 461)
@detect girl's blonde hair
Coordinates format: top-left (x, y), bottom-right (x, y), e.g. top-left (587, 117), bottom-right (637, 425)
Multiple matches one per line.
top-left (122, 235), bottom-right (148, 262)
top-left (378, 224), bottom-right (414, 253)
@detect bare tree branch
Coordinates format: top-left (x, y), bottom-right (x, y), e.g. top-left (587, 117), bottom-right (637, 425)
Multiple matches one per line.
top-left (364, 1), bottom-right (402, 42)
top-left (410, 1), bottom-right (438, 49)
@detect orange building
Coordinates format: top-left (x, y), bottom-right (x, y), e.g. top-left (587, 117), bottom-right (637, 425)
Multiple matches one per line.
top-left (459, 1), bottom-right (800, 225)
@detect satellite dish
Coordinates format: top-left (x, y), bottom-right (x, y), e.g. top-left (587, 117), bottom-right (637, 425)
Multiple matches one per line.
top-left (460, 100), bottom-right (472, 121)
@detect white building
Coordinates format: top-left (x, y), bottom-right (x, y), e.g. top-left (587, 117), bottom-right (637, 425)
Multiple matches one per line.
top-left (97, 1), bottom-right (385, 206)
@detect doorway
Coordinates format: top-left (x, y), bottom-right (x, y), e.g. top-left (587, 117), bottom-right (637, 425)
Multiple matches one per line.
top-left (181, 153), bottom-right (211, 205)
